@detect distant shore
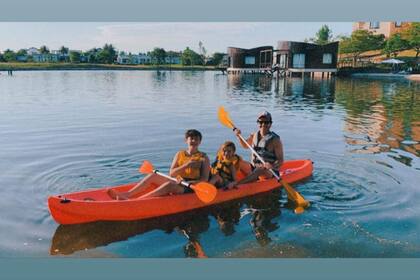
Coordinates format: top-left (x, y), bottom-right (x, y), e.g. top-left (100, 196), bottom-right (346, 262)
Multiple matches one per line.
top-left (351, 73), bottom-right (420, 81)
top-left (0, 62), bottom-right (218, 72)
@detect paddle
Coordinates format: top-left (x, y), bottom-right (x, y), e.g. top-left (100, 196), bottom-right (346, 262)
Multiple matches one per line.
top-left (179, 228), bottom-right (208, 258)
top-left (139, 160), bottom-right (217, 204)
top-left (218, 106), bottom-right (309, 214)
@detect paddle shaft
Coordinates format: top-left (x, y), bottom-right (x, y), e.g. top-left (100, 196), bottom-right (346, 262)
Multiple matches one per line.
top-left (236, 129), bottom-right (302, 203)
top-left (234, 130), bottom-right (281, 181)
top-left (152, 170), bottom-right (191, 188)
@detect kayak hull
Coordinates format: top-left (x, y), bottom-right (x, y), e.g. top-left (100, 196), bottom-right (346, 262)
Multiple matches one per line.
top-left (48, 159), bottom-right (313, 225)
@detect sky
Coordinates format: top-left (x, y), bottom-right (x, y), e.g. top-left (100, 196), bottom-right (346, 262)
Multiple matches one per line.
top-left (0, 22), bottom-right (352, 54)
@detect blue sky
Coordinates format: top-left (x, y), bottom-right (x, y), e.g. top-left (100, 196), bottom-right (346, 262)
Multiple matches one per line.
top-left (0, 22), bottom-right (352, 54)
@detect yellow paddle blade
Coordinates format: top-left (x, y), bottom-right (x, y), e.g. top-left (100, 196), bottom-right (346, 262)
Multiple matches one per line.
top-left (281, 180), bottom-right (310, 214)
top-left (139, 160), bottom-right (154, 174)
top-left (190, 182), bottom-right (218, 203)
top-left (218, 106), bottom-right (235, 129)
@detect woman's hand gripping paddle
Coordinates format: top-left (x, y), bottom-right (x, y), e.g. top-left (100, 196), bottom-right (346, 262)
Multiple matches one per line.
top-left (139, 160), bottom-right (217, 204)
top-left (218, 106), bottom-right (309, 214)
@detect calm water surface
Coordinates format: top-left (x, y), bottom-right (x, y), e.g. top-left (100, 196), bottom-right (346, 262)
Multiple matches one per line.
top-left (0, 71), bottom-right (419, 257)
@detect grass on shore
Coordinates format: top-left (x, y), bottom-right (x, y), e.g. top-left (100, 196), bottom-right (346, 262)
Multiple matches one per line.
top-left (0, 62), bottom-right (217, 71)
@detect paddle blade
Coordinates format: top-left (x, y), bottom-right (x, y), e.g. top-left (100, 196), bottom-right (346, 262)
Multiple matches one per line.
top-left (218, 106), bottom-right (235, 129)
top-left (191, 241), bottom-right (208, 258)
top-left (139, 160), bottom-right (154, 174)
top-left (190, 182), bottom-right (217, 203)
top-left (281, 180), bottom-right (310, 214)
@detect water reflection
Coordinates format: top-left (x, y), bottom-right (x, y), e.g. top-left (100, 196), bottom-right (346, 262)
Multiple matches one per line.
top-left (336, 79), bottom-right (419, 163)
top-left (212, 202), bottom-right (241, 237)
top-left (227, 74), bottom-right (419, 166)
top-left (227, 74), bottom-right (274, 94)
top-left (50, 191), bottom-right (283, 257)
top-left (246, 190), bottom-right (282, 246)
top-left (50, 209), bottom-right (211, 257)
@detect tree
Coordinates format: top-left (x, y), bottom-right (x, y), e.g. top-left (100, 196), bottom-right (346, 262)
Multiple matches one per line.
top-left (339, 30), bottom-right (385, 66)
top-left (313, 25), bottom-right (333, 45)
top-left (57, 46), bottom-right (70, 62)
top-left (166, 51), bottom-right (180, 64)
top-left (3, 49), bottom-right (17, 62)
top-left (69, 51), bottom-right (81, 63)
top-left (181, 47), bottom-right (203, 66)
top-left (210, 52), bottom-right (226, 66)
top-left (97, 44), bottom-right (117, 64)
top-left (402, 22), bottom-right (420, 58)
top-left (198, 41), bottom-right (207, 62)
top-left (383, 33), bottom-right (409, 57)
top-left (150, 47), bottom-right (166, 65)
top-left (59, 46), bottom-right (69, 55)
top-left (16, 49), bottom-right (27, 56)
top-left (84, 48), bottom-right (101, 63)
top-left (39, 45), bottom-right (50, 54)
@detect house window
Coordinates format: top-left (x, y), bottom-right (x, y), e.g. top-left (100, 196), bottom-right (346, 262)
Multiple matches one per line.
top-left (244, 56), bottom-right (255, 65)
top-left (369, 22), bottom-right (380, 29)
top-left (279, 54), bottom-right (287, 68)
top-left (395, 22), bottom-right (403, 27)
top-left (292, 53), bottom-right (305, 68)
top-left (323, 53), bottom-right (332, 64)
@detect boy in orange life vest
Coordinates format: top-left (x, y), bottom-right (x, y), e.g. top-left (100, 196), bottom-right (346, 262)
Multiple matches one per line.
top-left (108, 129), bottom-right (210, 200)
top-left (234, 111), bottom-right (284, 185)
top-left (209, 141), bottom-right (241, 190)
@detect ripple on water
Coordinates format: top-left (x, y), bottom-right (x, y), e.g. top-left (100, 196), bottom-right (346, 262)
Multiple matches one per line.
top-left (307, 168), bottom-right (382, 212)
top-left (300, 152), bottom-right (409, 217)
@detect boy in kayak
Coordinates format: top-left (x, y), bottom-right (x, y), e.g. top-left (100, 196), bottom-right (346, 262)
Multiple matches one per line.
top-left (108, 129), bottom-right (210, 200)
top-left (209, 141), bottom-right (241, 190)
top-left (233, 111), bottom-right (284, 185)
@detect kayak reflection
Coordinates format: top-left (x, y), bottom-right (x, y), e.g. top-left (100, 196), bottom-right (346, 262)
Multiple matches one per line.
top-left (50, 191), bottom-right (283, 257)
top-left (50, 209), bottom-right (210, 257)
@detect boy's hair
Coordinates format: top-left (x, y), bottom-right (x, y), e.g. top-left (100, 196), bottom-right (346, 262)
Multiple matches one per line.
top-left (185, 129), bottom-right (202, 140)
top-left (221, 141), bottom-right (236, 152)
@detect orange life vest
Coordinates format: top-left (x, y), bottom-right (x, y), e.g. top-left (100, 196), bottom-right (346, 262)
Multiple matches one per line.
top-left (177, 150), bottom-right (206, 180)
top-left (211, 152), bottom-right (241, 182)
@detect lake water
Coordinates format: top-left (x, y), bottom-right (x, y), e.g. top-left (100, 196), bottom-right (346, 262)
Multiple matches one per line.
top-left (0, 70), bottom-right (419, 257)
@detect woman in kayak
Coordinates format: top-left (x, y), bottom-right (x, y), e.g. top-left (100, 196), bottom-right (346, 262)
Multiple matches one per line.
top-left (108, 129), bottom-right (211, 200)
top-left (233, 111), bottom-right (284, 185)
top-left (209, 141), bottom-right (247, 190)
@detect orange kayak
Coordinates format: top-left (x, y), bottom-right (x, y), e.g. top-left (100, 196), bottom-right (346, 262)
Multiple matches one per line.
top-left (48, 159), bottom-right (313, 225)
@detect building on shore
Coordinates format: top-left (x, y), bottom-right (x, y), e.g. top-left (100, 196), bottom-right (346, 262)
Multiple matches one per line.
top-left (352, 22), bottom-right (412, 38)
top-left (117, 52), bottom-right (152, 65)
top-left (224, 41), bottom-right (338, 78)
top-left (275, 41), bottom-right (339, 78)
top-left (226, 46), bottom-right (273, 74)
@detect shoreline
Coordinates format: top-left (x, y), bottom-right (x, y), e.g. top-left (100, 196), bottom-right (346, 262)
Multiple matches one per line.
top-left (351, 73), bottom-right (420, 81)
top-left (0, 63), bottom-right (218, 72)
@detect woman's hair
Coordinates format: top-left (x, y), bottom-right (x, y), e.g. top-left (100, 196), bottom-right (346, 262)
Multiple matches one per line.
top-left (185, 129), bottom-right (202, 140)
top-left (220, 141), bottom-right (236, 153)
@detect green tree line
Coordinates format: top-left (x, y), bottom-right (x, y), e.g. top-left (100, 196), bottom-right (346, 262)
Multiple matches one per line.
top-left (338, 23), bottom-right (420, 66)
top-left (0, 42), bottom-right (226, 66)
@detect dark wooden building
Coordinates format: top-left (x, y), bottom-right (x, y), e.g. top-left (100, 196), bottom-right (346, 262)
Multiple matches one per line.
top-left (275, 41), bottom-right (339, 77)
top-left (226, 46), bottom-right (273, 74)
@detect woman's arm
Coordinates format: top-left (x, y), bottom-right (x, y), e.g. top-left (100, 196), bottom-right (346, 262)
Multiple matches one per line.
top-left (234, 129), bottom-right (253, 149)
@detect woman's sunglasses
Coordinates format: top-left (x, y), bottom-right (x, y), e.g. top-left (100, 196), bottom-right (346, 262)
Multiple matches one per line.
top-left (257, 120), bottom-right (272, 125)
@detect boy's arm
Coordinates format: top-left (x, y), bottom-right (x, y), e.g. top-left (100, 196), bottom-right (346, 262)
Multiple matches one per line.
top-left (199, 155), bottom-right (211, 182)
top-left (169, 152), bottom-right (183, 177)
